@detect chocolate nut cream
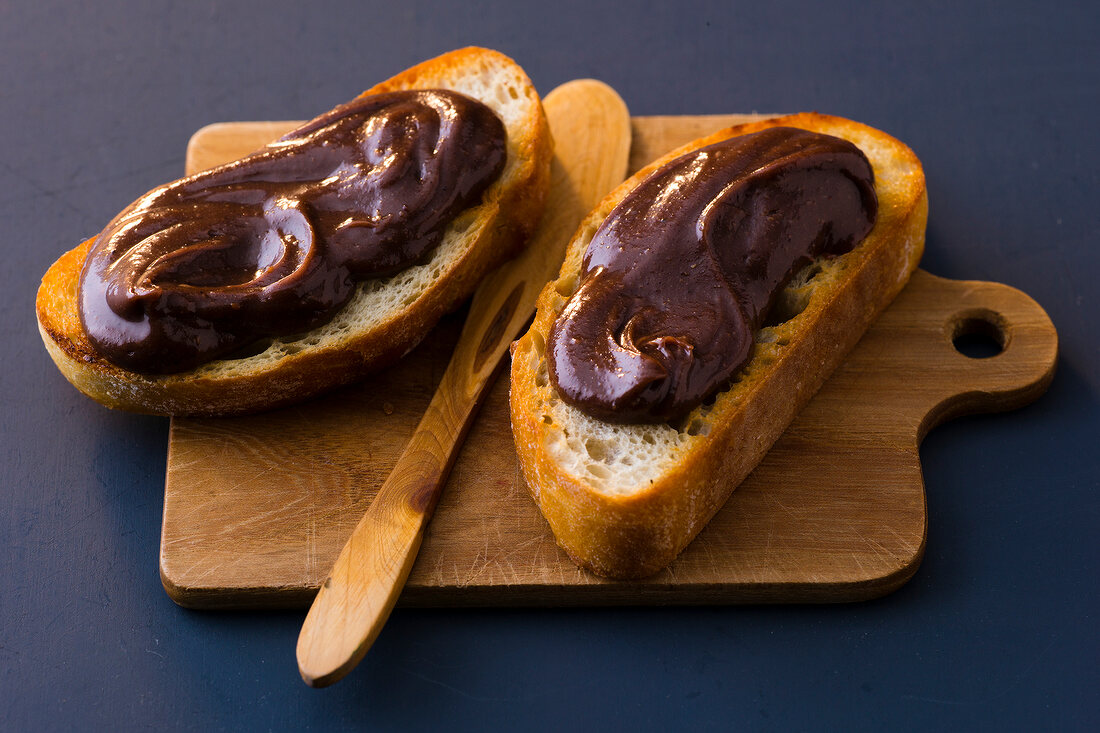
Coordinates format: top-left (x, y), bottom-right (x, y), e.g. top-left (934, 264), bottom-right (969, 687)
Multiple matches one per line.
top-left (547, 127), bottom-right (877, 424)
top-left (79, 89), bottom-right (506, 374)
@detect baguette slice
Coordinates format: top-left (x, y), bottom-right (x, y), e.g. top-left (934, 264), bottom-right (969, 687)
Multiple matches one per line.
top-left (37, 47), bottom-right (551, 416)
top-left (510, 113), bottom-right (927, 579)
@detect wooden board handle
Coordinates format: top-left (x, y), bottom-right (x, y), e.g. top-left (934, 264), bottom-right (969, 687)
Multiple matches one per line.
top-left (792, 270), bottom-right (1059, 452)
top-left (910, 273), bottom-right (1058, 439)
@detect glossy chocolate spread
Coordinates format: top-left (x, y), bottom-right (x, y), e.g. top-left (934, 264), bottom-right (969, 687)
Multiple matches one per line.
top-left (547, 127), bottom-right (877, 423)
top-left (79, 89), bottom-right (505, 373)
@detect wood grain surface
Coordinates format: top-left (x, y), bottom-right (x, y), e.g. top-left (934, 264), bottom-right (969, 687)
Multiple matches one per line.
top-left (161, 112), bottom-right (1058, 609)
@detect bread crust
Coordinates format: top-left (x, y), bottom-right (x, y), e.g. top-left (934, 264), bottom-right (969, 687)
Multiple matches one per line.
top-left (510, 113), bottom-right (927, 578)
top-left (36, 47), bottom-right (552, 416)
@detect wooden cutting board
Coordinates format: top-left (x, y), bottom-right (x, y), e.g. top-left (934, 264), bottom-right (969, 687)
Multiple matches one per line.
top-left (160, 112), bottom-right (1058, 609)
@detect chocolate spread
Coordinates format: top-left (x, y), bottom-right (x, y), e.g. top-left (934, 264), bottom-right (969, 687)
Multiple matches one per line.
top-left (79, 89), bottom-right (506, 373)
top-left (547, 127), bottom-right (877, 424)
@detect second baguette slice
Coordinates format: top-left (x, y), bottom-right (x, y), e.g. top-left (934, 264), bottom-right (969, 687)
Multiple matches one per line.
top-left (510, 113), bottom-right (927, 579)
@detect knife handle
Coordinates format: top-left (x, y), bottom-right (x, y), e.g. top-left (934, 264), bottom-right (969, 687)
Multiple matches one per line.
top-left (296, 369), bottom-right (476, 687)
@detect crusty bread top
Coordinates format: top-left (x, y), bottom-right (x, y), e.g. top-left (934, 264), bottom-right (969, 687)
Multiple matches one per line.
top-left (37, 47), bottom-right (552, 415)
top-left (513, 112), bottom-right (926, 499)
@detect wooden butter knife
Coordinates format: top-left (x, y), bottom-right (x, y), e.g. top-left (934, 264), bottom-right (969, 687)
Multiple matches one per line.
top-left (295, 79), bottom-right (631, 687)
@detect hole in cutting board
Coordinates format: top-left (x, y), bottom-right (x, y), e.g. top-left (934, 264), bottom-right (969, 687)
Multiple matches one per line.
top-left (950, 311), bottom-right (1006, 359)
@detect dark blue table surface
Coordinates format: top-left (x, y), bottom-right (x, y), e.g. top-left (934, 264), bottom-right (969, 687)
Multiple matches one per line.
top-left (3, 1), bottom-right (1097, 730)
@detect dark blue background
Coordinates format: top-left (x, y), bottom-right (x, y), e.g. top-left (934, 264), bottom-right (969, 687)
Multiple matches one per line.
top-left (3, 1), bottom-right (1097, 729)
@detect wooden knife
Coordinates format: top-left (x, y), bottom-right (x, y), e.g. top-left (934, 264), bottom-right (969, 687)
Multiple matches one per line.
top-left (295, 79), bottom-right (631, 687)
